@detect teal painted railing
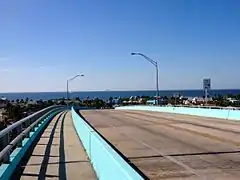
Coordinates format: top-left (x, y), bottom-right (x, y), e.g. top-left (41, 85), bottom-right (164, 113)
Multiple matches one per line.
top-left (115, 105), bottom-right (240, 120)
top-left (71, 107), bottom-right (144, 180)
top-left (0, 108), bottom-right (64, 180)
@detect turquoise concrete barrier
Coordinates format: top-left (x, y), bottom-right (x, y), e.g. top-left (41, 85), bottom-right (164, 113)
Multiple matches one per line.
top-left (115, 105), bottom-right (240, 121)
top-left (71, 108), bottom-right (144, 180)
top-left (0, 109), bottom-right (64, 180)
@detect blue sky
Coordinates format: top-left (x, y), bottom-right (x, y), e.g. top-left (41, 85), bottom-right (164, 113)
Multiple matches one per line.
top-left (0, 0), bottom-right (239, 92)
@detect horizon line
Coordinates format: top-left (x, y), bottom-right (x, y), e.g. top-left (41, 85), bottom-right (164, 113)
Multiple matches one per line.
top-left (0, 88), bottom-right (240, 94)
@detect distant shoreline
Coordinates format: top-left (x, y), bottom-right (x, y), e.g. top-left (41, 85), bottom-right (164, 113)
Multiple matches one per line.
top-left (1, 88), bottom-right (240, 94)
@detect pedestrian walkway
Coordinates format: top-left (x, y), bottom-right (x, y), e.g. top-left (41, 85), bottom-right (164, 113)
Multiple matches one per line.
top-left (12, 111), bottom-right (96, 180)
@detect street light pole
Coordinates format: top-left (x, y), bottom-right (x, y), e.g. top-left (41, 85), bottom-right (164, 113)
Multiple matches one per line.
top-left (66, 80), bottom-right (69, 100)
top-left (66, 74), bottom-right (84, 100)
top-left (156, 61), bottom-right (159, 98)
top-left (131, 53), bottom-right (159, 105)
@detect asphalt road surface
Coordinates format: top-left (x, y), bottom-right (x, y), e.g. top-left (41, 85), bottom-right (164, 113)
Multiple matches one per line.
top-left (81, 109), bottom-right (240, 180)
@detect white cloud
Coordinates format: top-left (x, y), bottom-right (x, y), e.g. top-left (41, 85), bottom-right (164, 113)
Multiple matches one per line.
top-left (0, 57), bottom-right (7, 62)
top-left (0, 68), bottom-right (11, 72)
top-left (39, 66), bottom-right (48, 69)
top-left (0, 67), bottom-right (18, 72)
top-left (39, 65), bottom-right (55, 69)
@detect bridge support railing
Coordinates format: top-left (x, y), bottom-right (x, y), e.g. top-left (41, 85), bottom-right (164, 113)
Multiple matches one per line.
top-left (0, 105), bottom-right (65, 179)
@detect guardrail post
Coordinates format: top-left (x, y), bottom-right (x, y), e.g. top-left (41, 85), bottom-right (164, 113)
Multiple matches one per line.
top-left (3, 133), bottom-right (10, 163)
top-left (17, 125), bottom-right (23, 147)
top-left (26, 118), bottom-right (30, 128)
top-left (25, 119), bottom-right (30, 138)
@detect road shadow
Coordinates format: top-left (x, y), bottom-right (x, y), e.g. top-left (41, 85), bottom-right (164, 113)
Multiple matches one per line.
top-left (37, 112), bottom-right (66, 180)
top-left (59, 112), bottom-right (67, 179)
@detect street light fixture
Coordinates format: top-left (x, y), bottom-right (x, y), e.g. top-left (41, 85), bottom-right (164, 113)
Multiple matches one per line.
top-left (131, 52), bottom-right (159, 105)
top-left (66, 74), bottom-right (84, 100)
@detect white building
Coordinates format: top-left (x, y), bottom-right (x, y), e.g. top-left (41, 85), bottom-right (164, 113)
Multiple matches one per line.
top-left (227, 98), bottom-right (239, 103)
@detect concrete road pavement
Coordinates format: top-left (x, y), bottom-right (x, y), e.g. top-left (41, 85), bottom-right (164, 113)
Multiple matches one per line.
top-left (81, 109), bottom-right (240, 180)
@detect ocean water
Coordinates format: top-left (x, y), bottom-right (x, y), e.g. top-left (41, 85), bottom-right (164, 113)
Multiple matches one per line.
top-left (0, 89), bottom-right (240, 101)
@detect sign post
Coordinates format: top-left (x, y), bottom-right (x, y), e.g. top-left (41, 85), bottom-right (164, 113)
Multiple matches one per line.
top-left (203, 78), bottom-right (211, 105)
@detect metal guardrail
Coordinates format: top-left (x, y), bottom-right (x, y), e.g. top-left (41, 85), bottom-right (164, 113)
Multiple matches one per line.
top-left (0, 105), bottom-right (65, 164)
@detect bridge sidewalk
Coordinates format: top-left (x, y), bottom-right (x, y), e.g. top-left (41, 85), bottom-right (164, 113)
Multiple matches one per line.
top-left (12, 111), bottom-right (96, 180)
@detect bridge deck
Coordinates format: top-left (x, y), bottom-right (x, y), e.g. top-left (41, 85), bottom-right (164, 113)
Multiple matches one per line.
top-left (12, 111), bottom-right (96, 180)
top-left (81, 109), bottom-right (240, 180)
